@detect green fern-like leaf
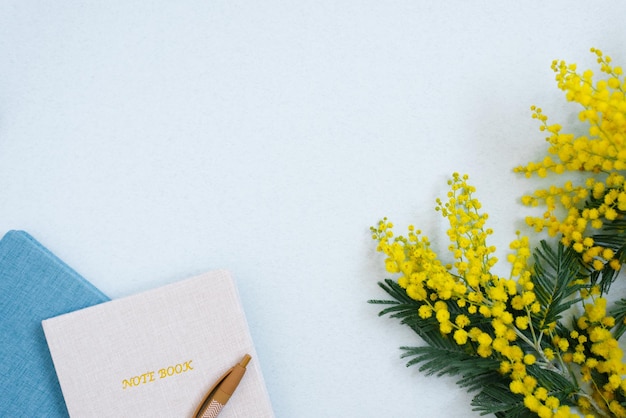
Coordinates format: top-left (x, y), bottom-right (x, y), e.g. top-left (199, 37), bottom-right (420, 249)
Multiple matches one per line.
top-left (369, 279), bottom-right (440, 342)
top-left (471, 382), bottom-right (527, 417)
top-left (581, 197), bottom-right (626, 292)
top-left (610, 298), bottom-right (626, 340)
top-left (588, 226), bottom-right (626, 293)
top-left (370, 279), bottom-right (500, 393)
top-left (530, 240), bottom-right (586, 330)
top-left (526, 364), bottom-right (579, 402)
top-left (368, 241), bottom-right (588, 416)
top-left (400, 344), bottom-right (502, 393)
top-left (469, 365), bottom-right (578, 416)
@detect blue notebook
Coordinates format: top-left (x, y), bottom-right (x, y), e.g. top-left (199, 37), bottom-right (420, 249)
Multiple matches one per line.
top-left (0, 230), bottom-right (109, 417)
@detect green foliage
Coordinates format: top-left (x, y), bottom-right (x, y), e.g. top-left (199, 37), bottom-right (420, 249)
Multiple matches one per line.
top-left (471, 382), bottom-right (528, 417)
top-left (369, 240), bottom-right (598, 416)
top-left (530, 240), bottom-right (586, 330)
top-left (610, 298), bottom-right (626, 340)
top-left (472, 367), bottom-right (577, 417)
top-left (369, 279), bottom-right (439, 341)
top-left (588, 217), bottom-right (626, 293)
top-left (371, 279), bottom-right (518, 415)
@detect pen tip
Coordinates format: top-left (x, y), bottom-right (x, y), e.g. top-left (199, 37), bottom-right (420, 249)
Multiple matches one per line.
top-left (240, 354), bottom-right (251, 368)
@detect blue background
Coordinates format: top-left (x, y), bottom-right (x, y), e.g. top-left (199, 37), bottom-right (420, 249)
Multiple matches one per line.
top-left (2, 2), bottom-right (626, 416)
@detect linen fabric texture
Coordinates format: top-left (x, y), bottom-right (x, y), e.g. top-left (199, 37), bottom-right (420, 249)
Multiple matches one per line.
top-left (0, 230), bottom-right (109, 417)
top-left (43, 269), bottom-right (274, 418)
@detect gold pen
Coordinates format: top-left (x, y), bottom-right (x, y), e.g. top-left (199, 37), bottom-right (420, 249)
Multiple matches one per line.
top-left (193, 354), bottom-right (251, 418)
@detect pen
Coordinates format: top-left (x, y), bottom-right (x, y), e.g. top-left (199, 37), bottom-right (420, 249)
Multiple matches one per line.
top-left (193, 354), bottom-right (251, 418)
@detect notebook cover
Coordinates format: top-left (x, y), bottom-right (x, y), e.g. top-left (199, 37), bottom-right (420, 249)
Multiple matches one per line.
top-left (0, 230), bottom-right (109, 417)
top-left (42, 269), bottom-right (274, 418)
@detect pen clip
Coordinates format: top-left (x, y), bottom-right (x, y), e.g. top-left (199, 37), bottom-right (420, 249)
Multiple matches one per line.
top-left (192, 366), bottom-right (235, 418)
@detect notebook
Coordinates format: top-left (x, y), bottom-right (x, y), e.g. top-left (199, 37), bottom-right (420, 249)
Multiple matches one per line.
top-left (42, 269), bottom-right (274, 418)
top-left (0, 230), bottom-right (109, 417)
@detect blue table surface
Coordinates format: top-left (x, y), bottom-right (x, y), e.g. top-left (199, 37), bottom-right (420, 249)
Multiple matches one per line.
top-left (2, 2), bottom-right (626, 416)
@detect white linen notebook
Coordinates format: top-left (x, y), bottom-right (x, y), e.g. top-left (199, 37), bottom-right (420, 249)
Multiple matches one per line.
top-left (42, 270), bottom-right (274, 418)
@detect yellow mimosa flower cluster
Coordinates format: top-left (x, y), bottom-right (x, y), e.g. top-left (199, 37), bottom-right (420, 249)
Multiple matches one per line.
top-left (371, 48), bottom-right (626, 418)
top-left (515, 48), bottom-right (626, 273)
top-left (565, 295), bottom-right (626, 416)
top-left (371, 174), bottom-right (611, 417)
